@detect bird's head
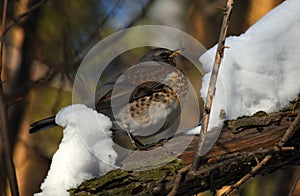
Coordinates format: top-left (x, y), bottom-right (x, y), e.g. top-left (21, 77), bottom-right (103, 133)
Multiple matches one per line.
top-left (138, 48), bottom-right (184, 68)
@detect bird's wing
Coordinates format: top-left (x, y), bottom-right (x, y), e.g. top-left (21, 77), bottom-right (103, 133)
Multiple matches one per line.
top-left (95, 81), bottom-right (169, 112)
top-left (128, 81), bottom-right (167, 101)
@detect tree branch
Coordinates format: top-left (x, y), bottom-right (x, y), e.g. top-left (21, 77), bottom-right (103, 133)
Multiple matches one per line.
top-left (0, 0), bottom-right (49, 39)
top-left (222, 107), bottom-right (300, 195)
top-left (193, 0), bottom-right (234, 169)
top-left (70, 105), bottom-right (300, 195)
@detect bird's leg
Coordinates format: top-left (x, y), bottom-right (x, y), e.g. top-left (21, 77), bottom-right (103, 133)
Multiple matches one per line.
top-left (125, 129), bottom-right (138, 150)
top-left (124, 128), bottom-right (145, 150)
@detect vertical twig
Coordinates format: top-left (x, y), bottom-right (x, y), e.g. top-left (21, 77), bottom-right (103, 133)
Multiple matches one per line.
top-left (0, 0), bottom-right (20, 195)
top-left (192, 0), bottom-right (234, 170)
top-left (0, 0), bottom-right (7, 72)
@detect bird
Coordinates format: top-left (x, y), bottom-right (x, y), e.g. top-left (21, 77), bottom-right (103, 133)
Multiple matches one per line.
top-left (29, 48), bottom-right (189, 150)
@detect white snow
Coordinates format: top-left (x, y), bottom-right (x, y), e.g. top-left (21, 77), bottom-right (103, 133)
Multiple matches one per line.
top-left (35, 104), bottom-right (117, 196)
top-left (190, 0), bottom-right (300, 147)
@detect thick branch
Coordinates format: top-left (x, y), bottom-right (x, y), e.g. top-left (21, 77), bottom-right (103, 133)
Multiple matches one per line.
top-left (70, 106), bottom-right (300, 195)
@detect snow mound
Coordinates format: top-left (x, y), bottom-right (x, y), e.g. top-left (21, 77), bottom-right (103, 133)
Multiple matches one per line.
top-left (35, 104), bottom-right (117, 196)
top-left (200, 0), bottom-right (300, 132)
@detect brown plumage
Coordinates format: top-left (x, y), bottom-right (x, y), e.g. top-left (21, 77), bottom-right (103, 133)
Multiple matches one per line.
top-left (29, 48), bottom-right (188, 150)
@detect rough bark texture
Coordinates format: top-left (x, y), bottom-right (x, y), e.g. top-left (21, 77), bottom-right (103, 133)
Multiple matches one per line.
top-left (69, 99), bottom-right (300, 195)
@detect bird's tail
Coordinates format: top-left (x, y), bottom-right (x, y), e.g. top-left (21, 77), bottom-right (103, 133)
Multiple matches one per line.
top-left (29, 116), bottom-right (57, 134)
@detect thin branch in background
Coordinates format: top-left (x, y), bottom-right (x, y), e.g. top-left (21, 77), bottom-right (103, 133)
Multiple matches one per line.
top-left (0, 0), bottom-right (20, 195)
top-left (29, 0), bottom-right (155, 87)
top-left (71, 0), bottom-right (124, 60)
top-left (71, 0), bottom-right (154, 65)
top-left (192, 0), bottom-right (234, 170)
top-left (32, 67), bottom-right (58, 85)
top-left (55, 0), bottom-right (155, 86)
top-left (0, 0), bottom-right (49, 39)
top-left (288, 167), bottom-right (300, 196)
top-left (0, 0), bottom-right (7, 72)
top-left (7, 96), bottom-right (24, 108)
top-left (222, 111), bottom-right (300, 195)
top-left (124, 0), bottom-right (155, 28)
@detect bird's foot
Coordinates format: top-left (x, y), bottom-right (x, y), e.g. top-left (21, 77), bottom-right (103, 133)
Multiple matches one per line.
top-left (125, 130), bottom-right (146, 151)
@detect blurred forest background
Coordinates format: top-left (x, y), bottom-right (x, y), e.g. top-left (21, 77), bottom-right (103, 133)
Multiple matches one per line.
top-left (1, 0), bottom-right (299, 195)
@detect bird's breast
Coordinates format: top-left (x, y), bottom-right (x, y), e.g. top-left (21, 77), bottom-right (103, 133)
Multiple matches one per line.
top-left (115, 89), bottom-right (180, 137)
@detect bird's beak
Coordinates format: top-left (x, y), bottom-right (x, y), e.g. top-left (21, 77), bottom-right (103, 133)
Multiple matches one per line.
top-left (170, 48), bottom-right (185, 58)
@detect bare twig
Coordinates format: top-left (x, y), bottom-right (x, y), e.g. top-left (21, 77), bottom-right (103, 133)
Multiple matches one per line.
top-left (221, 155), bottom-right (272, 196)
top-left (277, 111), bottom-right (300, 148)
top-left (0, 0), bottom-right (49, 39)
top-left (0, 0), bottom-right (20, 195)
top-left (70, 0), bottom-right (124, 60)
top-left (221, 111), bottom-right (300, 195)
top-left (71, 0), bottom-right (154, 62)
top-left (32, 67), bottom-right (58, 85)
top-left (0, 0), bottom-right (7, 71)
top-left (167, 165), bottom-right (191, 196)
top-left (192, 0), bottom-right (234, 170)
top-left (123, 0), bottom-right (155, 28)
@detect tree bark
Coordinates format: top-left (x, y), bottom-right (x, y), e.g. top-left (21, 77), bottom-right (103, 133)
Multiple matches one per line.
top-left (70, 104), bottom-right (300, 195)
